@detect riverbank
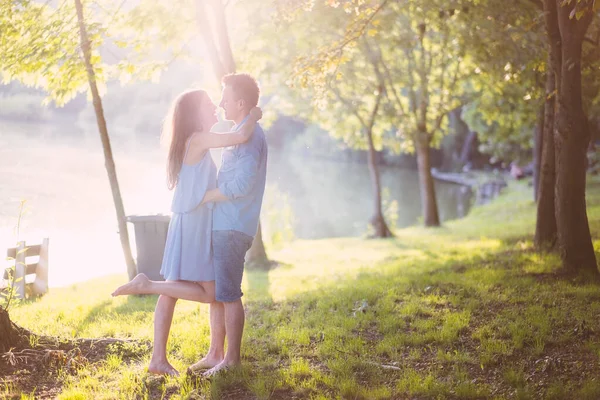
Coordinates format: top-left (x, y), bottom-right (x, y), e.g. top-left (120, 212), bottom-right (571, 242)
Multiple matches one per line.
top-left (3, 178), bottom-right (600, 399)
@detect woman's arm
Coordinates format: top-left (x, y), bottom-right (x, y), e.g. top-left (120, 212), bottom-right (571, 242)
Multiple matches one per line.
top-left (197, 107), bottom-right (262, 150)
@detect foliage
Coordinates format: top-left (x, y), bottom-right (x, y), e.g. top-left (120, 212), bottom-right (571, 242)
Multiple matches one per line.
top-left (459, 0), bottom-right (546, 164)
top-left (461, 76), bottom-right (541, 164)
top-left (0, 0), bottom-right (188, 106)
top-left (268, 0), bottom-right (480, 154)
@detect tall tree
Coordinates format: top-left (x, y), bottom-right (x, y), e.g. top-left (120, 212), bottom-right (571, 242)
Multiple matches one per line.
top-left (547, 0), bottom-right (598, 275)
top-left (273, 0), bottom-right (475, 227)
top-left (536, 0), bottom-right (561, 251)
top-left (0, 0), bottom-right (151, 280)
top-left (318, 41), bottom-right (394, 237)
top-left (74, 0), bottom-right (137, 280)
top-left (197, 0), bottom-right (271, 267)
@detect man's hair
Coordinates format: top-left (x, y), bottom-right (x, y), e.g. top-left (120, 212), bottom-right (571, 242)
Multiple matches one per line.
top-left (222, 73), bottom-right (260, 109)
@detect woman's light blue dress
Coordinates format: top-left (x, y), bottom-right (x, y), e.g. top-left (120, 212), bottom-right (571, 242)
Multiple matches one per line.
top-left (160, 143), bottom-right (217, 282)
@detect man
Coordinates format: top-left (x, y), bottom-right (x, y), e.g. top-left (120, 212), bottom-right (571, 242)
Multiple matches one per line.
top-left (190, 73), bottom-right (268, 376)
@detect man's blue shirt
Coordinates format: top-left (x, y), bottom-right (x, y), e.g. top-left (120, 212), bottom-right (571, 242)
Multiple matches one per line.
top-left (213, 120), bottom-right (268, 237)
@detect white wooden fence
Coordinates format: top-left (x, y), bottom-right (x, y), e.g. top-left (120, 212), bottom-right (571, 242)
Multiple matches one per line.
top-left (2, 238), bottom-right (49, 299)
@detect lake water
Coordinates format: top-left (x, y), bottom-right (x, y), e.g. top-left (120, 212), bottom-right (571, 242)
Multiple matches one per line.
top-left (0, 121), bottom-right (473, 287)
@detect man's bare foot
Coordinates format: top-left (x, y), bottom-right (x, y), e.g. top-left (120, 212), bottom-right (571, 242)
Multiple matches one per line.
top-left (202, 360), bottom-right (238, 378)
top-left (187, 355), bottom-right (223, 373)
top-left (148, 360), bottom-right (179, 376)
top-left (111, 273), bottom-right (150, 296)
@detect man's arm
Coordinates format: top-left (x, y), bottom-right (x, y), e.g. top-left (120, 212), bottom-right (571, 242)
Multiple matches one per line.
top-left (218, 138), bottom-right (262, 200)
top-left (196, 107), bottom-right (262, 150)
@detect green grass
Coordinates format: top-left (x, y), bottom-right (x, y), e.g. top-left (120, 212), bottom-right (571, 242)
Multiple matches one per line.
top-left (5, 177), bottom-right (600, 399)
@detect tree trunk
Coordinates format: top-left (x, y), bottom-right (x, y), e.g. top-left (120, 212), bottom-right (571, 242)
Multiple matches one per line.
top-left (0, 308), bottom-right (29, 353)
top-left (208, 0), bottom-right (236, 74)
top-left (366, 129), bottom-right (393, 238)
top-left (361, 87), bottom-right (393, 238)
top-left (460, 130), bottom-right (477, 166)
top-left (196, 0), bottom-right (226, 82)
top-left (75, 0), bottom-right (137, 280)
top-left (554, 2), bottom-right (597, 276)
top-left (533, 104), bottom-right (544, 202)
top-left (245, 222), bottom-right (269, 269)
top-left (536, 0), bottom-right (561, 251)
top-left (535, 68), bottom-right (558, 251)
top-left (246, 229), bottom-right (270, 267)
top-left (415, 135), bottom-right (440, 227)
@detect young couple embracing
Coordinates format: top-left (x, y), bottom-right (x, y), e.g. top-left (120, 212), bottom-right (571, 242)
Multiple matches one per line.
top-left (112, 73), bottom-right (267, 377)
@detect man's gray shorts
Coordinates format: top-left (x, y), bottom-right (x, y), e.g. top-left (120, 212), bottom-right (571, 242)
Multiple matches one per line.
top-left (212, 230), bottom-right (254, 302)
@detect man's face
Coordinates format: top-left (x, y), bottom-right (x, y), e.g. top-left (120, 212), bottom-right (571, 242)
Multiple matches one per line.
top-left (219, 85), bottom-right (244, 122)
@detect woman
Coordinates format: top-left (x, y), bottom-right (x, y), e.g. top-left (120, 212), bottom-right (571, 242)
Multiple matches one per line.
top-left (112, 89), bottom-right (261, 375)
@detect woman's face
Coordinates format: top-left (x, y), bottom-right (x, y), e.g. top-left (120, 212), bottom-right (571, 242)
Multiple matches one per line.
top-left (199, 93), bottom-right (218, 130)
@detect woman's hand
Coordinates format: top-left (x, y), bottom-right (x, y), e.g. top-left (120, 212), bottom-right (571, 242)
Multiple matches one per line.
top-left (249, 106), bottom-right (263, 121)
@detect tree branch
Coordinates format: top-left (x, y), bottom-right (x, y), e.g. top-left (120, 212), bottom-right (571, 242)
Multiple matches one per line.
top-left (417, 23), bottom-right (429, 132)
top-left (330, 86), bottom-right (368, 129)
top-left (372, 41), bottom-right (406, 117)
top-left (434, 53), bottom-right (464, 134)
top-left (367, 84), bottom-right (385, 133)
top-left (436, 26), bottom-right (451, 122)
top-left (330, 0), bottom-right (391, 57)
top-left (363, 38), bottom-right (405, 118)
top-left (405, 47), bottom-right (420, 128)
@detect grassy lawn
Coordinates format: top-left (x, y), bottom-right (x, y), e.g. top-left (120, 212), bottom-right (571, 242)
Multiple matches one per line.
top-left (4, 177), bottom-right (600, 399)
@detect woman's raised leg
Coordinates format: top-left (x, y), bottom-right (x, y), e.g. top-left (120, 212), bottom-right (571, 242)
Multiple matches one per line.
top-left (112, 273), bottom-right (215, 303)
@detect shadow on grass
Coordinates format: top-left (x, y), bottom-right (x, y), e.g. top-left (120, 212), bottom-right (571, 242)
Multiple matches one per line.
top-left (113, 293), bottom-right (158, 315)
top-left (246, 269), bottom-right (272, 304)
top-left (73, 299), bottom-right (113, 336)
top-left (228, 235), bottom-right (600, 397)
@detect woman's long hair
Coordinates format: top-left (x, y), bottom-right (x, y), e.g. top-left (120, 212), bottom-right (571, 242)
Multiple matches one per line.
top-left (161, 90), bottom-right (206, 190)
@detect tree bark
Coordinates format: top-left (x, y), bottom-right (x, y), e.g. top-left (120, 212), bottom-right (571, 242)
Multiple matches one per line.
top-left (415, 135), bottom-right (440, 227)
top-left (75, 0), bottom-right (137, 280)
top-left (0, 308), bottom-right (29, 353)
top-left (536, 0), bottom-right (561, 251)
top-left (554, 1), bottom-right (597, 276)
top-left (366, 136), bottom-right (393, 237)
top-left (533, 104), bottom-right (544, 202)
top-left (365, 91), bottom-right (393, 238)
top-left (413, 23), bottom-right (441, 227)
top-left (245, 222), bottom-right (269, 268)
top-left (535, 68), bottom-right (558, 251)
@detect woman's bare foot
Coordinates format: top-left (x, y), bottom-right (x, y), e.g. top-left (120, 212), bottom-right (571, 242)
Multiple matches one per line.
top-left (111, 273), bottom-right (151, 296)
top-left (148, 360), bottom-right (179, 376)
top-left (187, 355), bottom-right (223, 373)
top-left (202, 360), bottom-right (238, 377)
